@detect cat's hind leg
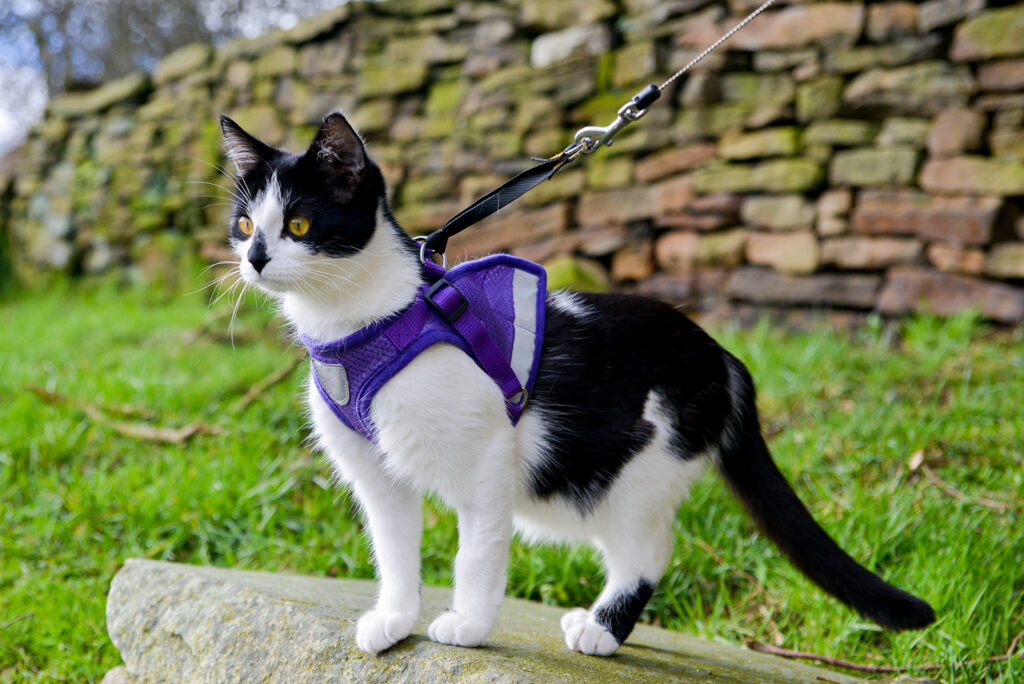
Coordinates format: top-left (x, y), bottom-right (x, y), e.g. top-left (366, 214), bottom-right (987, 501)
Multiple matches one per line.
top-left (562, 516), bottom-right (673, 656)
top-left (558, 390), bottom-right (707, 656)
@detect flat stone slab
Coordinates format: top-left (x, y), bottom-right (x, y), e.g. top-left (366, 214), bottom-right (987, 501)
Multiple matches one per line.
top-left (107, 559), bottom-right (858, 683)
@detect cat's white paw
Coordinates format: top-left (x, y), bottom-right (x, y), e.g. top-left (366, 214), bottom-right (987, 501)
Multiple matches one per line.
top-left (427, 610), bottom-right (490, 647)
top-left (561, 608), bottom-right (621, 656)
top-left (355, 609), bottom-right (416, 655)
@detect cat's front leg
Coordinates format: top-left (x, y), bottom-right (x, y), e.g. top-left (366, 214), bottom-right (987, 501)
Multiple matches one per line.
top-left (349, 475), bottom-right (422, 654)
top-left (426, 431), bottom-right (516, 648)
top-left (310, 382), bottom-right (423, 654)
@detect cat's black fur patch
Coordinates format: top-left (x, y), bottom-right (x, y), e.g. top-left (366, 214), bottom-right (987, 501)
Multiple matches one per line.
top-left (593, 579), bottom-right (655, 644)
top-left (526, 293), bottom-right (731, 511)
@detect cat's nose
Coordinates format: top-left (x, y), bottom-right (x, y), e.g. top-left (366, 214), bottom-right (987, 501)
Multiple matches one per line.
top-left (247, 239), bottom-right (270, 274)
top-left (249, 255), bottom-right (270, 274)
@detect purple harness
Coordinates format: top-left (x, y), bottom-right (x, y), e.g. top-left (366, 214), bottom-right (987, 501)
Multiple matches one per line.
top-left (301, 255), bottom-right (547, 442)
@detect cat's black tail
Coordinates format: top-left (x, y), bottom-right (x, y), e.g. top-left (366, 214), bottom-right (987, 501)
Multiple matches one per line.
top-left (715, 353), bottom-right (935, 631)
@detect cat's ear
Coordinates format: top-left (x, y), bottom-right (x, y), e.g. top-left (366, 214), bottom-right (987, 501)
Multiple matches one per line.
top-left (219, 115), bottom-right (276, 174)
top-left (306, 112), bottom-right (366, 191)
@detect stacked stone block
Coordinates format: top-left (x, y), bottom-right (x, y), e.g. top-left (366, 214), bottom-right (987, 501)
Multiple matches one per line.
top-left (2, 0), bottom-right (1024, 322)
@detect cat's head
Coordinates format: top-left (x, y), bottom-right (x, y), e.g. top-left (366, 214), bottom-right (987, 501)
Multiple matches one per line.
top-left (219, 112), bottom-right (396, 297)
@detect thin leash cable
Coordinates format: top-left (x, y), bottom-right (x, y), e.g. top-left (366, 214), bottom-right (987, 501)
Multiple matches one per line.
top-left (659, 0), bottom-right (778, 90)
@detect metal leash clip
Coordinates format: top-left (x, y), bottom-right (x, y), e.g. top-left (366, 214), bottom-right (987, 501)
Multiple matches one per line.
top-left (560, 84), bottom-right (661, 162)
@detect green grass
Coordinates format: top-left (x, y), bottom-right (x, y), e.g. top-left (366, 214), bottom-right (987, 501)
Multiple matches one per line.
top-left (1, 282), bottom-right (1022, 682)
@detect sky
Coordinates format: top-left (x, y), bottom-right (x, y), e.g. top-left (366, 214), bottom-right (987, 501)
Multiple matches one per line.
top-left (0, 66), bottom-right (49, 157)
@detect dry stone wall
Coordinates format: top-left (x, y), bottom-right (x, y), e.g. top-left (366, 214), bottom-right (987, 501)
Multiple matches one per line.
top-left (3, 0), bottom-right (1024, 322)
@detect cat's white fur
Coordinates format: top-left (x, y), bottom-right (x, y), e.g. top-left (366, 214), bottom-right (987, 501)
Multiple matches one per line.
top-left (234, 187), bottom-right (709, 656)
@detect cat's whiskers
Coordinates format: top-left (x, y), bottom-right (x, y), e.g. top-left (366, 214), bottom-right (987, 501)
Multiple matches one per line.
top-left (234, 173), bottom-right (255, 208)
top-left (228, 280), bottom-right (249, 349)
top-left (297, 276), bottom-right (340, 297)
top-left (210, 271), bottom-right (244, 308)
top-left (186, 261), bottom-right (242, 297)
top-left (324, 253), bottom-right (374, 280)
top-left (293, 278), bottom-right (335, 308)
top-left (298, 263), bottom-right (362, 294)
top-left (186, 180), bottom-right (248, 205)
top-left (199, 260), bottom-right (240, 275)
top-left (184, 156), bottom-right (256, 208)
top-left (294, 272), bottom-right (353, 307)
top-left (183, 155), bottom-right (234, 179)
top-left (304, 263), bottom-right (358, 287)
top-left (188, 274), bottom-right (234, 297)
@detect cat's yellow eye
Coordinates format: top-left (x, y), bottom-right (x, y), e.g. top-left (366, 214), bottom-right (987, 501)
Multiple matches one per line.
top-left (237, 216), bottom-right (254, 236)
top-left (288, 216), bottom-right (311, 237)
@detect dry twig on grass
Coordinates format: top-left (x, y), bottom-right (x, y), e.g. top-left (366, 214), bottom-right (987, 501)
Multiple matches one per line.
top-left (919, 464), bottom-right (1015, 512)
top-left (746, 626), bottom-right (1024, 674)
top-left (26, 386), bottom-right (222, 445)
top-left (0, 613), bottom-right (33, 631)
top-left (907, 449), bottom-right (1015, 512)
top-left (232, 353), bottom-right (306, 413)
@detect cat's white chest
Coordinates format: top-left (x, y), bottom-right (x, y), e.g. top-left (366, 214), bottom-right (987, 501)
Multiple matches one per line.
top-left (308, 343), bottom-right (522, 505)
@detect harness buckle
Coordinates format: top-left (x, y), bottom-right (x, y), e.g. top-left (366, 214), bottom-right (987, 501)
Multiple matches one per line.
top-left (425, 279), bottom-right (468, 323)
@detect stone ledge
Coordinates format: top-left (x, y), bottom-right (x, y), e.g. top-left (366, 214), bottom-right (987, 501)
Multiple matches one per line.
top-left (106, 559), bottom-right (859, 683)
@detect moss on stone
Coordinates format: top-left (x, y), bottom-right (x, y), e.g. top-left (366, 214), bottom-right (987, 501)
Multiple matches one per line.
top-left (426, 81), bottom-right (468, 116)
top-left (719, 128), bottom-right (801, 160)
top-left (804, 119), bottom-right (879, 147)
top-left (675, 104), bottom-right (751, 139)
top-left (951, 6), bottom-right (1024, 61)
top-left (48, 73), bottom-right (151, 118)
top-left (796, 75), bottom-right (843, 122)
top-left (830, 146), bottom-right (919, 186)
top-left (359, 58), bottom-right (429, 98)
top-left (400, 175), bottom-right (453, 204)
top-left (720, 73), bottom-right (795, 106)
top-left (585, 157), bottom-right (634, 190)
top-left (543, 255), bottom-right (611, 292)
top-left (878, 117), bottom-right (931, 147)
top-left (693, 159), bottom-right (824, 194)
top-left (612, 42), bottom-right (656, 89)
top-left (154, 43), bottom-right (213, 85)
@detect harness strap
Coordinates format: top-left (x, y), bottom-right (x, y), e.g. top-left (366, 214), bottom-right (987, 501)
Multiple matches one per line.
top-left (384, 296), bottom-right (431, 351)
top-left (425, 278), bottom-right (525, 404)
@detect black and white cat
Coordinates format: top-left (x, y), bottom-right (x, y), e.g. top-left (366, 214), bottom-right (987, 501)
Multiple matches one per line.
top-left (220, 112), bottom-right (935, 656)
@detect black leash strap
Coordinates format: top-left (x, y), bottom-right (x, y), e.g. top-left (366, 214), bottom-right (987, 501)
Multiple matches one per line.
top-left (422, 156), bottom-right (565, 256)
